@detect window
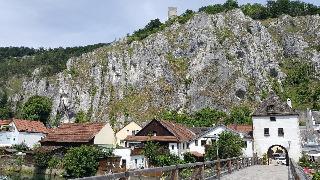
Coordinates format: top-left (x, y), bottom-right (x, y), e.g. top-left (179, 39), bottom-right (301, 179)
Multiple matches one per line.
top-left (135, 159), bottom-right (137, 165)
top-left (183, 143), bottom-right (185, 149)
top-left (187, 143), bottom-right (189, 149)
top-left (171, 145), bottom-right (174, 150)
top-left (177, 143), bottom-right (179, 149)
top-left (243, 141), bottom-right (247, 148)
top-left (132, 130), bottom-right (135, 135)
top-left (201, 140), bottom-right (206, 146)
top-left (270, 117), bottom-right (276, 121)
top-left (264, 128), bottom-right (269, 136)
top-left (153, 131), bottom-right (157, 136)
top-left (278, 128), bottom-right (284, 136)
top-left (195, 140), bottom-right (198, 146)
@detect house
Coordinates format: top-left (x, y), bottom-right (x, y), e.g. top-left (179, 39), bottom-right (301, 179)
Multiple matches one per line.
top-left (227, 124), bottom-right (254, 157)
top-left (125, 119), bottom-right (196, 158)
top-left (113, 147), bottom-right (147, 170)
top-left (124, 119), bottom-right (252, 160)
top-left (188, 125), bottom-right (254, 158)
top-left (115, 121), bottom-right (142, 147)
top-left (252, 92), bottom-right (302, 163)
top-left (40, 122), bottom-right (115, 147)
top-left (0, 119), bottom-right (47, 148)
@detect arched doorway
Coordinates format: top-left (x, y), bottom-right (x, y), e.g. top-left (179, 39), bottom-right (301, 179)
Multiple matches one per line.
top-left (267, 145), bottom-right (289, 166)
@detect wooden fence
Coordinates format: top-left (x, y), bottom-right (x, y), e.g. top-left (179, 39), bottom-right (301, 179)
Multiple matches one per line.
top-left (289, 158), bottom-right (311, 180)
top-left (74, 157), bottom-right (261, 180)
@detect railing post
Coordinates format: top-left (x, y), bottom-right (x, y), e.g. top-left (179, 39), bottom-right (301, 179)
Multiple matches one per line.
top-left (216, 159), bottom-right (221, 180)
top-left (227, 159), bottom-right (232, 173)
top-left (236, 158), bottom-right (240, 171)
top-left (171, 165), bottom-right (179, 180)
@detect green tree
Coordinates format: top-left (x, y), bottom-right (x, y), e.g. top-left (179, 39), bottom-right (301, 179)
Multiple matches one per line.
top-left (226, 106), bottom-right (252, 125)
top-left (241, 3), bottom-right (269, 19)
top-left (21, 96), bottom-right (52, 124)
top-left (63, 145), bottom-right (101, 178)
top-left (223, 0), bottom-right (239, 10)
top-left (205, 131), bottom-right (244, 160)
top-left (143, 141), bottom-right (182, 167)
top-left (75, 111), bottom-right (89, 123)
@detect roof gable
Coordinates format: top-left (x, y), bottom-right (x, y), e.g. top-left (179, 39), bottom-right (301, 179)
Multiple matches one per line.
top-left (253, 92), bottom-right (298, 116)
top-left (133, 119), bottom-right (196, 142)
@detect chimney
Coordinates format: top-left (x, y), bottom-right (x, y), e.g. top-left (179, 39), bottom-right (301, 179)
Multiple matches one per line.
top-left (287, 98), bottom-right (292, 108)
top-left (168, 7), bottom-right (177, 19)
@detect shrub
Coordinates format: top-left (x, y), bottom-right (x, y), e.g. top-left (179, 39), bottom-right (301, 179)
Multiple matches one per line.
top-left (183, 152), bottom-right (196, 163)
top-left (48, 156), bottom-right (62, 170)
top-left (63, 145), bottom-right (101, 178)
top-left (34, 151), bottom-right (51, 168)
top-left (12, 142), bottom-right (30, 152)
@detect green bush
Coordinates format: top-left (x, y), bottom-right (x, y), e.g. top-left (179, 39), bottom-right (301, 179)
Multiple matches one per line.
top-left (48, 156), bottom-right (62, 170)
top-left (63, 145), bottom-right (101, 178)
top-left (183, 152), bottom-right (196, 163)
top-left (34, 151), bottom-right (51, 168)
top-left (12, 142), bottom-right (30, 152)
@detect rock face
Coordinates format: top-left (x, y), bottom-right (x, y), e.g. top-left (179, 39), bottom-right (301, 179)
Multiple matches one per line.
top-left (9, 9), bottom-right (320, 127)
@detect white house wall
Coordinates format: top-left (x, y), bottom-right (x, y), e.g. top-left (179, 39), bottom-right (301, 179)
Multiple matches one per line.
top-left (0, 131), bottom-right (13, 147)
top-left (253, 115), bottom-right (302, 162)
top-left (94, 123), bottom-right (115, 146)
top-left (113, 148), bottom-right (131, 170)
top-left (17, 132), bottom-right (45, 148)
top-left (130, 155), bottom-right (146, 169)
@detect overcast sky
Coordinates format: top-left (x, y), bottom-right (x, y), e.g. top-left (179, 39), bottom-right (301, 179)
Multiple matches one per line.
top-left (0, 0), bottom-right (319, 48)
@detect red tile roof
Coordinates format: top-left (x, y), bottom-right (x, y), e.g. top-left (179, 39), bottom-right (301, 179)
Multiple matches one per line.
top-left (13, 119), bottom-right (47, 134)
top-left (125, 135), bottom-right (179, 142)
top-left (0, 120), bottom-right (11, 126)
top-left (227, 124), bottom-right (253, 133)
top-left (42, 123), bottom-right (106, 143)
top-left (158, 120), bottom-right (196, 142)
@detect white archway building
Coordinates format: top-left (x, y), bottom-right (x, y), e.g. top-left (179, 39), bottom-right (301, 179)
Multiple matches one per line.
top-left (252, 93), bottom-right (302, 162)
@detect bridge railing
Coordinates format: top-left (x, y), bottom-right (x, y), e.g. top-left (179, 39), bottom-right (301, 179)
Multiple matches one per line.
top-left (73, 157), bottom-right (261, 180)
top-left (289, 158), bottom-right (311, 180)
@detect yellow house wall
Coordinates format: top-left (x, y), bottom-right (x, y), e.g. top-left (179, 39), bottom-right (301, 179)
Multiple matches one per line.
top-left (94, 123), bottom-right (116, 146)
top-left (116, 122), bottom-right (142, 146)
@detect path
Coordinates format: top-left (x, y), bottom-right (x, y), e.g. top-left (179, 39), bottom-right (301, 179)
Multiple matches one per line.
top-left (221, 165), bottom-right (288, 180)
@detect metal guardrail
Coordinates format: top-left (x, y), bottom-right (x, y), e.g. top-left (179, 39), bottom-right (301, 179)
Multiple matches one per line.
top-left (73, 157), bottom-right (261, 180)
top-left (289, 158), bottom-right (311, 180)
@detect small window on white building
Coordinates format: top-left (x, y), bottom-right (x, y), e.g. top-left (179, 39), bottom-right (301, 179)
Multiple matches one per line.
top-left (135, 159), bottom-right (137, 165)
top-left (201, 140), bottom-right (206, 146)
top-left (183, 143), bottom-right (185, 149)
top-left (171, 145), bottom-right (174, 150)
top-left (264, 128), bottom-right (269, 136)
top-left (243, 141), bottom-right (247, 148)
top-left (187, 143), bottom-right (189, 149)
top-left (195, 140), bottom-right (198, 146)
top-left (278, 128), bottom-right (284, 136)
top-left (270, 117), bottom-right (276, 121)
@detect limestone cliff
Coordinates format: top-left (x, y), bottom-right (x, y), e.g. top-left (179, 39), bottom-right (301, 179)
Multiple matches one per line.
top-left (8, 9), bottom-right (320, 127)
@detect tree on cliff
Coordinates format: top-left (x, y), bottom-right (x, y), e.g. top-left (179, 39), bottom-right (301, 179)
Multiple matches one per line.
top-left (21, 95), bottom-right (52, 124)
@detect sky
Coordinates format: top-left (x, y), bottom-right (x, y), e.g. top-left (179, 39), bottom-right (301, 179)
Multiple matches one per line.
top-left (0, 0), bottom-right (319, 48)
